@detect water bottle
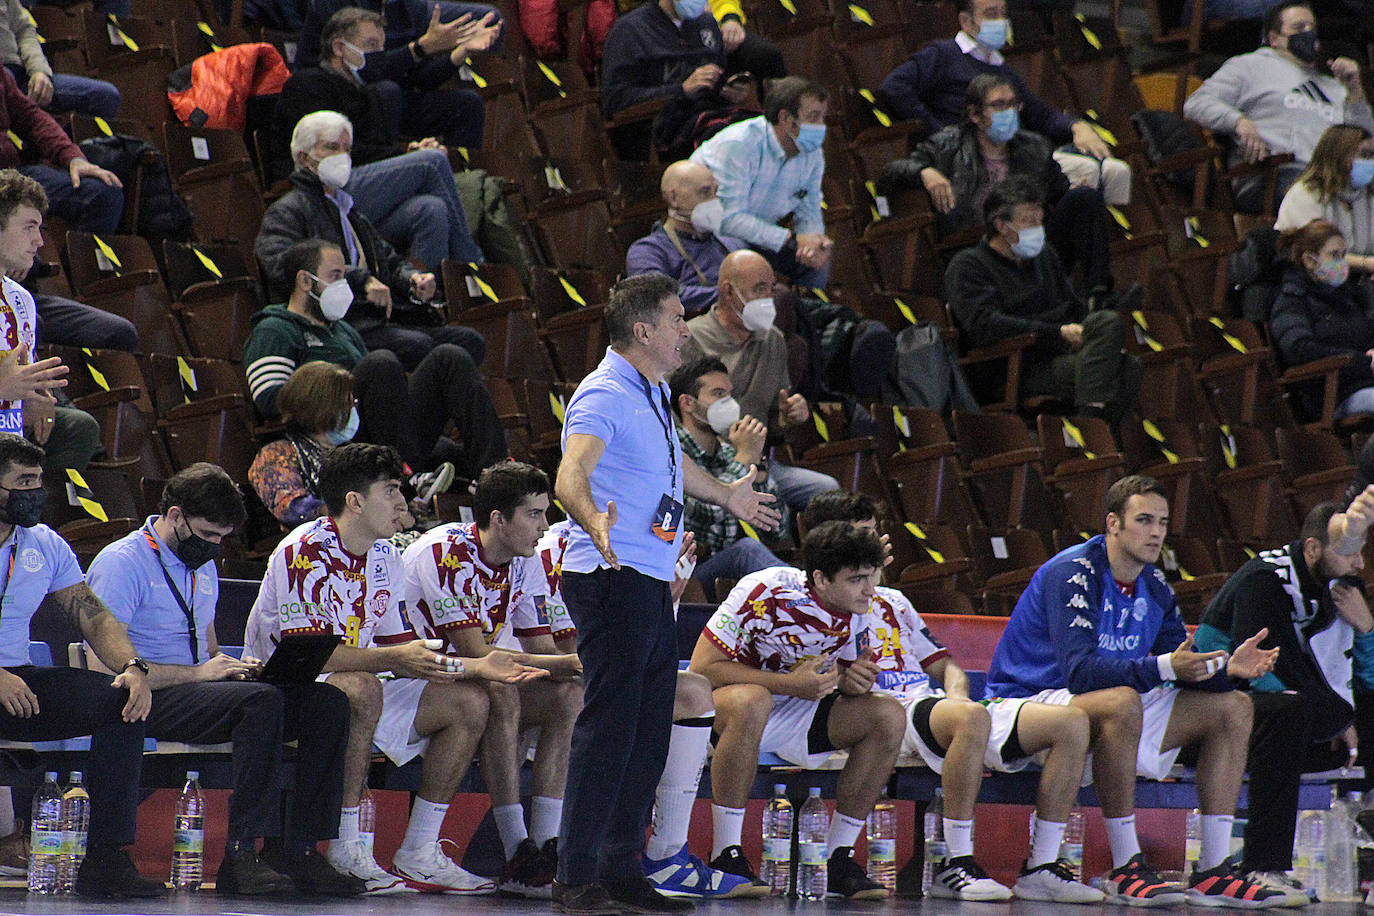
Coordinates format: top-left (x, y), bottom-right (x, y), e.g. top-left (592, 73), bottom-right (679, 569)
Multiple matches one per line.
top-left (1060, 809), bottom-right (1085, 880)
top-left (1295, 808), bottom-right (1328, 899)
top-left (27, 772), bottom-right (61, 894)
top-left (56, 772), bottom-right (89, 894)
top-left (796, 787), bottom-right (828, 900)
top-left (760, 784), bottom-right (793, 896)
top-left (170, 771), bottom-right (204, 891)
top-left (359, 786), bottom-right (376, 860)
top-left (1185, 808), bottom-right (1200, 872)
top-left (866, 789), bottom-right (895, 894)
top-left (1327, 789), bottom-right (1357, 902)
top-left (922, 789), bottom-right (946, 894)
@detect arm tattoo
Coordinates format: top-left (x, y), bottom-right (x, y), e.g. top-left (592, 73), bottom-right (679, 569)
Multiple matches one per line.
top-left (59, 585), bottom-right (111, 633)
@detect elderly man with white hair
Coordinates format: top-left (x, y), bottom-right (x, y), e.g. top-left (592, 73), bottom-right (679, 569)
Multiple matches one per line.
top-left (256, 110), bottom-right (485, 372)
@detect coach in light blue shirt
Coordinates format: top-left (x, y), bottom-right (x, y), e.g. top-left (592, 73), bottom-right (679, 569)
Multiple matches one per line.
top-left (551, 273), bottom-right (780, 911)
top-left (690, 76), bottom-right (834, 289)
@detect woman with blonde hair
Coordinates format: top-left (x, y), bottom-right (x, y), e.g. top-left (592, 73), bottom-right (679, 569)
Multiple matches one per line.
top-left (1276, 123), bottom-right (1374, 271)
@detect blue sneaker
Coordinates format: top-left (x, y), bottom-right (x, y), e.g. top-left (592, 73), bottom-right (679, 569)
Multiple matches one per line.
top-left (642, 846), bottom-right (769, 898)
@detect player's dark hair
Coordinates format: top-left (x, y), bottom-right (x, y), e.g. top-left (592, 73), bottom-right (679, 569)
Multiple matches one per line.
top-left (764, 77), bottom-right (828, 123)
top-left (802, 520), bottom-right (885, 581)
top-left (804, 490), bottom-right (879, 527)
top-left (605, 272), bottom-right (679, 348)
top-left (0, 432), bottom-right (43, 479)
top-left (1106, 474), bottom-right (1169, 519)
top-left (1265, 0), bottom-right (1311, 39)
top-left (474, 461), bottom-right (549, 529)
top-left (318, 442), bottom-right (405, 516)
top-left (668, 355), bottom-right (730, 417)
top-left (983, 174), bottom-right (1044, 234)
top-left (1301, 501), bottom-right (1345, 546)
top-left (159, 462), bottom-right (246, 528)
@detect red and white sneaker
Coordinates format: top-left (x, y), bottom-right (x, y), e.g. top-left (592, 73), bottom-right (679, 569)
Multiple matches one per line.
top-left (325, 839), bottom-right (413, 895)
top-left (391, 838), bottom-right (498, 895)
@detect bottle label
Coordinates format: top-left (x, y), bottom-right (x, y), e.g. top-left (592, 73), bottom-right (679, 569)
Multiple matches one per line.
top-left (361, 833), bottom-right (375, 859)
top-left (762, 837), bottom-right (790, 862)
top-left (868, 839), bottom-right (896, 862)
top-left (927, 840), bottom-right (947, 861)
top-left (173, 828), bottom-right (204, 854)
top-left (31, 829), bottom-right (60, 856)
top-left (799, 841), bottom-right (826, 866)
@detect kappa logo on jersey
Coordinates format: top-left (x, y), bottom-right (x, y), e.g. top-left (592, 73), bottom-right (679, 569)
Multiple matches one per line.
top-left (1152, 568), bottom-right (1169, 587)
top-left (289, 553), bottom-right (312, 570)
top-left (1070, 614), bottom-right (1093, 629)
top-left (1073, 557), bottom-right (1093, 570)
top-left (1067, 593), bottom-right (1089, 610)
top-left (1067, 573), bottom-right (1088, 590)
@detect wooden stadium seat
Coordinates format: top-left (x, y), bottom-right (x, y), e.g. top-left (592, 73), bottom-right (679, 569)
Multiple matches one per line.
top-left (538, 305), bottom-right (606, 382)
top-left (530, 267), bottom-right (612, 324)
top-left (1200, 423), bottom-right (1295, 544)
top-left (1036, 414), bottom-right (1125, 534)
top-left (458, 299), bottom-right (554, 381)
top-left (529, 193), bottom-right (620, 273)
top-left (952, 411), bottom-right (1054, 532)
top-left (966, 525), bottom-right (1049, 615)
top-left (1274, 426), bottom-right (1357, 520)
top-left (63, 231), bottom-right (190, 356)
top-left (46, 345), bottom-right (172, 480)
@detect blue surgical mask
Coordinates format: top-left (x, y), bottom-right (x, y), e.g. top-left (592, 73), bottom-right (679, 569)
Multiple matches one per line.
top-left (326, 406), bottom-right (360, 446)
top-left (977, 17), bottom-right (1009, 49)
top-left (672, 0), bottom-right (707, 19)
top-left (1352, 158), bottom-right (1374, 190)
top-left (796, 122), bottom-right (825, 152)
top-left (1010, 224), bottom-right (1045, 259)
top-left (985, 107), bottom-right (1019, 143)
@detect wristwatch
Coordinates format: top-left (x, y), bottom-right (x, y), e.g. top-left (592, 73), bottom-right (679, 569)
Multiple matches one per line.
top-left (121, 657), bottom-right (150, 676)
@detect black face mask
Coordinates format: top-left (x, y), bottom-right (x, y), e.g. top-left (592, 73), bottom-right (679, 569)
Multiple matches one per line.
top-left (1287, 30), bottom-right (1319, 63)
top-left (0, 485), bottom-right (45, 528)
top-left (174, 521), bottom-right (221, 569)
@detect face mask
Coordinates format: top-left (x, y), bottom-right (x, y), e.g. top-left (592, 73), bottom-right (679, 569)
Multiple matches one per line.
top-left (316, 152), bottom-right (352, 188)
top-left (735, 292), bottom-right (776, 331)
top-left (795, 122), bottom-right (826, 153)
top-left (1351, 158), bottom-right (1374, 190)
top-left (690, 197), bottom-right (724, 234)
top-left (1313, 256), bottom-right (1349, 287)
top-left (977, 17), bottom-right (1009, 49)
top-left (0, 484), bottom-right (44, 528)
top-left (341, 40), bottom-right (368, 80)
top-left (326, 406), bottom-right (360, 445)
top-left (703, 396), bottom-right (741, 435)
top-left (310, 274), bottom-right (354, 320)
top-left (672, 0), bottom-right (706, 18)
top-left (1009, 223), bottom-right (1045, 259)
top-left (1286, 29), bottom-right (1318, 63)
top-left (173, 520), bottom-right (221, 569)
top-left (985, 107), bottom-right (1019, 143)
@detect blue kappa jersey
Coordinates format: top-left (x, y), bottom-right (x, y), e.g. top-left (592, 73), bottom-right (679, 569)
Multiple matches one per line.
top-left (986, 535), bottom-right (1227, 697)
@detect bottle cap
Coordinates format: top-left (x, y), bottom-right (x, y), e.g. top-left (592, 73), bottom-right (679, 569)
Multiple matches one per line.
top-left (69, 771), bottom-right (82, 783)
top-left (808, 787), bottom-right (821, 796)
top-left (774, 784), bottom-right (786, 793)
top-left (44, 771), bottom-right (56, 781)
top-left (187, 770), bottom-right (199, 780)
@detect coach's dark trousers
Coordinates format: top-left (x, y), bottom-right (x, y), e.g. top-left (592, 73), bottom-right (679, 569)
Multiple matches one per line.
top-left (557, 566), bottom-right (678, 887)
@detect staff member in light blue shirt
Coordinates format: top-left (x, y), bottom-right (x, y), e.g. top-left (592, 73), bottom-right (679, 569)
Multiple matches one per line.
top-left (690, 77), bottom-right (834, 289)
top-left (553, 272), bottom-right (779, 915)
top-left (87, 463), bottom-right (360, 899)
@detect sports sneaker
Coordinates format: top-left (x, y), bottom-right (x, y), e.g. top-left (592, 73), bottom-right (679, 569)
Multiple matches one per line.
top-left (927, 855), bottom-right (1012, 901)
top-left (826, 846), bottom-right (887, 899)
top-left (1013, 858), bottom-right (1105, 903)
top-left (643, 844), bottom-right (765, 898)
top-left (1244, 871), bottom-right (1311, 908)
top-left (1188, 860), bottom-right (1288, 908)
top-left (706, 845), bottom-right (769, 894)
top-left (411, 462), bottom-right (456, 502)
top-left (1105, 852), bottom-right (1187, 907)
top-left (325, 839), bottom-right (413, 895)
top-left (392, 838), bottom-right (497, 894)
top-left (501, 837), bottom-right (554, 898)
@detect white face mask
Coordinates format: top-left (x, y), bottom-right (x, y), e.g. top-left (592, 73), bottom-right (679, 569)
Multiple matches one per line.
top-left (316, 152), bottom-right (352, 188)
top-left (310, 274), bottom-right (353, 320)
top-left (734, 291), bottom-right (776, 332)
top-left (340, 40), bottom-right (368, 80)
top-left (690, 197), bottom-right (724, 234)
top-left (702, 395), bottom-right (740, 435)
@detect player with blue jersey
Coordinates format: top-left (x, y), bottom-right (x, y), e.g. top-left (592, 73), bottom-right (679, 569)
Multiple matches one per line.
top-left (987, 475), bottom-right (1284, 909)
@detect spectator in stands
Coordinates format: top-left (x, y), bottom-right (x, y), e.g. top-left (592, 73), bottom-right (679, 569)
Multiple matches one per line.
top-left (86, 465), bottom-right (362, 897)
top-left (681, 250), bottom-right (839, 511)
top-left (1269, 218), bottom-right (1374, 419)
top-left (297, 0), bottom-right (501, 151)
top-left (1193, 496), bottom-right (1374, 906)
top-left (627, 160), bottom-right (742, 317)
top-left (244, 238), bottom-right (507, 482)
top-left (244, 443), bottom-right (545, 895)
top-left (257, 111), bottom-right (485, 371)
top-left (0, 433), bottom-right (161, 898)
top-left (985, 474), bottom-right (1285, 908)
top-left (879, 73), bottom-right (1116, 299)
top-left (691, 77), bottom-right (832, 288)
top-left (668, 355), bottom-right (787, 600)
top-left (271, 12), bottom-right (489, 272)
top-left (0, 170), bottom-right (100, 473)
top-left (945, 176), bottom-right (1140, 422)
top-left (402, 462), bottom-right (582, 899)
top-left (877, 0), bottom-right (1131, 206)
top-left (1276, 122), bottom-right (1374, 270)
top-left (709, 0), bottom-right (785, 85)
top-left (689, 522), bottom-right (902, 898)
top-left (0, 0), bottom-right (118, 119)
top-left (1184, 0), bottom-right (1374, 212)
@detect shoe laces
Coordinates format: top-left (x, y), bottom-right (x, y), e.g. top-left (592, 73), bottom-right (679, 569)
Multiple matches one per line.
top-left (1040, 860), bottom-right (1079, 882)
top-left (946, 856), bottom-right (991, 880)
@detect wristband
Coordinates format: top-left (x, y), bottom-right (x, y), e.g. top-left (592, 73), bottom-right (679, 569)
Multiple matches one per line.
top-left (1157, 652), bottom-right (1176, 682)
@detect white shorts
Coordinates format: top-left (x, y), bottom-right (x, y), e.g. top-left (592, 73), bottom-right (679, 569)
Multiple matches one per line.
top-left (372, 677), bottom-right (431, 766)
top-left (891, 693), bottom-right (1038, 775)
top-left (1030, 685), bottom-right (1181, 781)
top-left (759, 694), bottom-right (833, 769)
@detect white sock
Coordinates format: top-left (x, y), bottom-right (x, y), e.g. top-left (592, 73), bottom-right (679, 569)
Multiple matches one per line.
top-left (944, 818), bottom-right (974, 860)
top-left (826, 812), bottom-right (865, 857)
top-left (399, 798), bottom-right (450, 853)
top-left (0, 789), bottom-right (15, 837)
top-left (711, 805), bottom-right (746, 859)
top-left (493, 803), bottom-right (528, 859)
top-left (647, 719), bottom-right (712, 861)
top-left (1199, 814), bottom-right (1235, 871)
top-left (1104, 814), bottom-right (1141, 868)
top-left (338, 806), bottom-right (361, 845)
top-left (1028, 817), bottom-right (1067, 868)
top-left (530, 796), bottom-right (562, 846)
